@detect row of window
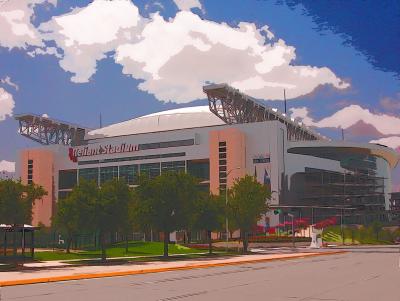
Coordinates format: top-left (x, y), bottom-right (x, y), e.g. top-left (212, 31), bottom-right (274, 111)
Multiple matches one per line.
top-left (253, 157), bottom-right (271, 164)
top-left (27, 159), bottom-right (33, 184)
top-left (59, 159), bottom-right (210, 189)
top-left (218, 141), bottom-right (227, 189)
top-left (138, 139), bottom-right (194, 150)
top-left (78, 152), bottom-right (186, 165)
top-left (77, 137), bottom-right (194, 166)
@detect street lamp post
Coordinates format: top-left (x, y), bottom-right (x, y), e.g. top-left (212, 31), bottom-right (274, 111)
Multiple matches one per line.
top-left (288, 213), bottom-right (295, 249)
top-left (225, 167), bottom-right (241, 252)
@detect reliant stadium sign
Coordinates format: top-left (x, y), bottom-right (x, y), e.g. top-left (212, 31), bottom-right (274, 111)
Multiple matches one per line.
top-left (68, 143), bottom-right (139, 162)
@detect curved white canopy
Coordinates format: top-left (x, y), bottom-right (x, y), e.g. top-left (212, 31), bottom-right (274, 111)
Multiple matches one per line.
top-left (87, 106), bottom-right (224, 138)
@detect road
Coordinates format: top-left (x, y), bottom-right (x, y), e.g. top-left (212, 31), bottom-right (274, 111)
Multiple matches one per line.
top-left (1, 246), bottom-right (399, 301)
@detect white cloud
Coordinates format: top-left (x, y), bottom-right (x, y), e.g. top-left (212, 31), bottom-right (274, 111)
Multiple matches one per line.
top-left (0, 160), bottom-right (15, 172)
top-left (290, 104), bottom-right (400, 136)
top-left (0, 0), bottom-right (56, 49)
top-left (370, 137), bottom-right (400, 150)
top-left (0, 76), bottom-right (19, 90)
top-left (115, 11), bottom-right (349, 102)
top-left (0, 87), bottom-right (15, 121)
top-left (42, 113), bottom-right (49, 118)
top-left (39, 0), bottom-right (142, 82)
top-left (289, 107), bottom-right (316, 126)
top-left (2, 0), bottom-right (349, 102)
top-left (145, 1), bottom-right (164, 11)
top-left (27, 46), bottom-right (62, 58)
top-left (173, 0), bottom-right (203, 12)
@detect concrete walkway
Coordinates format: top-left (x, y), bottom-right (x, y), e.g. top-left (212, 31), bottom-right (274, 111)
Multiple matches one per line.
top-left (0, 250), bottom-right (344, 286)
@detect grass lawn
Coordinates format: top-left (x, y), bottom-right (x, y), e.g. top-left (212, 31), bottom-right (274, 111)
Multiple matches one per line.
top-left (34, 241), bottom-right (203, 261)
top-left (322, 226), bottom-right (393, 245)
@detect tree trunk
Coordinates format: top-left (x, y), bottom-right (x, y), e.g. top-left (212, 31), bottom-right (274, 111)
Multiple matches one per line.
top-left (163, 231), bottom-right (169, 258)
top-left (242, 230), bottom-right (248, 254)
top-left (13, 229), bottom-right (17, 257)
top-left (66, 236), bottom-right (72, 254)
top-left (125, 234), bottom-right (129, 253)
top-left (207, 230), bottom-right (212, 254)
top-left (100, 231), bottom-right (106, 262)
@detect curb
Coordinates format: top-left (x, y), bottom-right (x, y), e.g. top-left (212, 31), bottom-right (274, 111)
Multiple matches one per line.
top-left (0, 251), bottom-right (346, 287)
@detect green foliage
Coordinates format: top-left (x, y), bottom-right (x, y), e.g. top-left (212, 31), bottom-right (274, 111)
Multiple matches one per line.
top-left (370, 221), bottom-right (383, 241)
top-left (134, 172), bottom-right (200, 257)
top-left (191, 194), bottom-right (225, 254)
top-left (96, 178), bottom-right (133, 260)
top-left (54, 178), bottom-right (134, 259)
top-left (227, 175), bottom-right (270, 253)
top-left (323, 224), bottom-right (395, 244)
top-left (53, 195), bottom-right (79, 253)
top-left (53, 179), bottom-right (99, 253)
top-left (96, 178), bottom-right (132, 234)
top-left (192, 194), bottom-right (224, 232)
top-left (0, 179), bottom-right (47, 224)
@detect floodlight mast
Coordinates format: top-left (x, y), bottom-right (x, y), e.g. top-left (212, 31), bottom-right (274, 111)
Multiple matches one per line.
top-left (15, 114), bottom-right (88, 146)
top-left (203, 83), bottom-right (325, 142)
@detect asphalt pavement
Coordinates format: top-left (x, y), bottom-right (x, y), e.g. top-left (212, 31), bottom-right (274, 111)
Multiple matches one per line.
top-left (1, 246), bottom-right (399, 301)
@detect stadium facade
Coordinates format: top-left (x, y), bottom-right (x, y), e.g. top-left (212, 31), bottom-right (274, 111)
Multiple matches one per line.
top-left (15, 84), bottom-right (399, 227)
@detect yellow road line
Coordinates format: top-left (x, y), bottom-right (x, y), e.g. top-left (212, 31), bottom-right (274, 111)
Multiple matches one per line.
top-left (0, 251), bottom-right (346, 287)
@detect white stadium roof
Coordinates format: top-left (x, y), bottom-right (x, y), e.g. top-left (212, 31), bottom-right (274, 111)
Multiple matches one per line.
top-left (87, 106), bottom-right (225, 138)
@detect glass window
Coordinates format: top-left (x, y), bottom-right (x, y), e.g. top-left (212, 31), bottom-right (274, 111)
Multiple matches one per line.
top-left (119, 165), bottom-right (139, 185)
top-left (100, 166), bottom-right (118, 184)
top-left (139, 139), bottom-right (194, 151)
top-left (253, 157), bottom-right (270, 164)
top-left (187, 160), bottom-right (210, 181)
top-left (58, 190), bottom-right (71, 200)
top-left (59, 170), bottom-right (77, 190)
top-left (79, 168), bottom-right (99, 185)
top-left (161, 161), bottom-right (185, 173)
top-left (140, 163), bottom-right (160, 179)
top-left (27, 159), bottom-right (33, 184)
top-left (78, 152), bottom-right (185, 165)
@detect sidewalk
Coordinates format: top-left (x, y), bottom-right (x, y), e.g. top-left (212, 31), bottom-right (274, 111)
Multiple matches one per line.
top-left (0, 250), bottom-right (345, 286)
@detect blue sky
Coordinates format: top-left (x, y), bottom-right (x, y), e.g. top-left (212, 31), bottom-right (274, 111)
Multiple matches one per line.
top-left (0, 0), bottom-right (399, 188)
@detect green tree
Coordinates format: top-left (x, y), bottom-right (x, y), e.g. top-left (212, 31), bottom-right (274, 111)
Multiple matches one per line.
top-left (95, 179), bottom-right (133, 261)
top-left (0, 179), bottom-right (47, 224)
top-left (192, 194), bottom-right (225, 254)
top-left (227, 175), bottom-right (270, 253)
top-left (102, 178), bottom-right (133, 253)
top-left (370, 221), bottom-right (383, 241)
top-left (54, 179), bottom-right (98, 253)
top-left (134, 172), bottom-right (200, 257)
top-left (53, 195), bottom-right (79, 253)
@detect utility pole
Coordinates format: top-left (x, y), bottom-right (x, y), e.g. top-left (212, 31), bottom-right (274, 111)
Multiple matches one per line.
top-left (284, 89), bottom-right (287, 114)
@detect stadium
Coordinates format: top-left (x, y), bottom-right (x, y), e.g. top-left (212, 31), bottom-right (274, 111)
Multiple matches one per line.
top-left (15, 84), bottom-right (399, 228)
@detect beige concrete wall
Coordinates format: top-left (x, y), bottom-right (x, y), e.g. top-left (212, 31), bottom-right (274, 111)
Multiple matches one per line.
top-left (20, 149), bottom-right (54, 226)
top-left (209, 128), bottom-right (246, 195)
